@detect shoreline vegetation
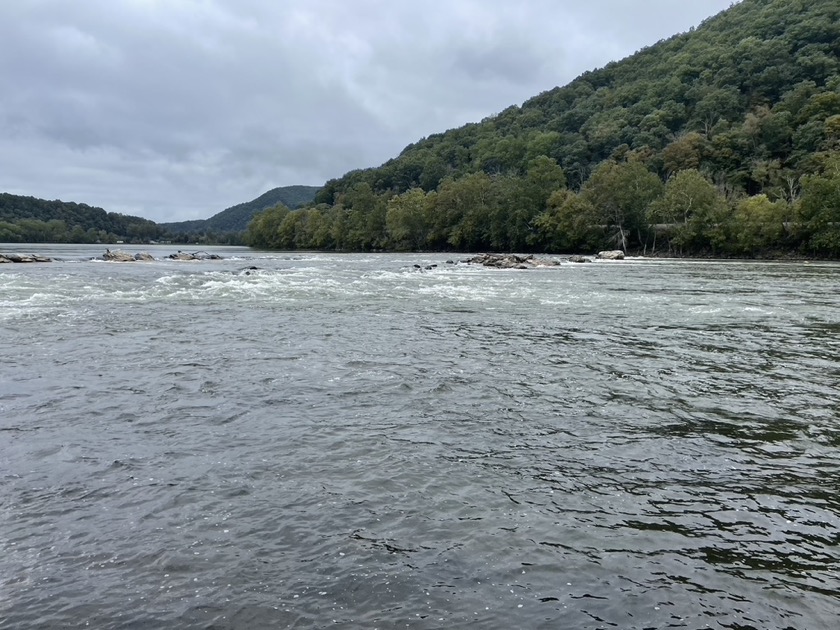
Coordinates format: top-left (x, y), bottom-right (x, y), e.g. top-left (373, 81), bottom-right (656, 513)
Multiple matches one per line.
top-left (4, 0), bottom-right (840, 261)
top-left (242, 0), bottom-right (840, 261)
top-left (241, 167), bottom-right (840, 260)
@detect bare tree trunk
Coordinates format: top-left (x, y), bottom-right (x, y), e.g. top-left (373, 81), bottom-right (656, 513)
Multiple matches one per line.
top-left (784, 175), bottom-right (801, 204)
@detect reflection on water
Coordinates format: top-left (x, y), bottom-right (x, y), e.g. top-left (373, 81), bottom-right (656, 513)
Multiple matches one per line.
top-left (1, 249), bottom-right (839, 628)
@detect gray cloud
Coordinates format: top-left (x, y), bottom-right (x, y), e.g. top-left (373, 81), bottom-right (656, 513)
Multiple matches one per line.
top-left (0, 0), bottom-right (737, 222)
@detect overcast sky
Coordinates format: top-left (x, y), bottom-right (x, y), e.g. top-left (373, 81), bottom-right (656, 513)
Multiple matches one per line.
top-left (0, 0), bottom-right (738, 223)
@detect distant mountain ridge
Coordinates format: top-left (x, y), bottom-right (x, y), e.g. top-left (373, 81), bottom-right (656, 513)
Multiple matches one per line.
top-left (162, 185), bottom-right (321, 235)
top-left (0, 192), bottom-right (164, 243)
top-left (0, 185), bottom-right (321, 244)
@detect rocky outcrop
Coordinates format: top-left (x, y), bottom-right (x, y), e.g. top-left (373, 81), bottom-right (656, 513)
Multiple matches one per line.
top-left (102, 249), bottom-right (148, 262)
top-left (596, 250), bottom-right (625, 260)
top-left (99, 249), bottom-right (223, 262)
top-left (465, 253), bottom-right (560, 269)
top-left (0, 253), bottom-right (52, 263)
top-left (167, 251), bottom-right (223, 261)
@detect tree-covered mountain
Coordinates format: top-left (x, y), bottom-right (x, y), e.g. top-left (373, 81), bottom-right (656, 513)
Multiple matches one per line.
top-left (162, 185), bottom-right (320, 238)
top-left (0, 186), bottom-right (321, 245)
top-left (248, 0), bottom-right (840, 257)
top-left (0, 193), bottom-right (165, 243)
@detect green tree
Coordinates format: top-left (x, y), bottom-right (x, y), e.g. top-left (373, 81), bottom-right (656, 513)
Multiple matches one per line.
top-left (533, 190), bottom-right (602, 252)
top-left (582, 160), bottom-right (663, 252)
top-left (730, 194), bottom-right (790, 254)
top-left (245, 204), bottom-right (291, 249)
top-left (343, 183), bottom-right (387, 250)
top-left (648, 169), bottom-right (728, 253)
top-left (523, 156), bottom-right (567, 207)
top-left (386, 188), bottom-right (430, 250)
top-left (432, 173), bottom-right (495, 251)
top-left (799, 156), bottom-right (840, 255)
top-left (662, 132), bottom-right (707, 176)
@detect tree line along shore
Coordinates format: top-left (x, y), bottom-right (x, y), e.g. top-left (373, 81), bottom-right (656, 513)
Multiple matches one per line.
top-left (4, 0), bottom-right (840, 259)
top-left (244, 0), bottom-right (840, 259)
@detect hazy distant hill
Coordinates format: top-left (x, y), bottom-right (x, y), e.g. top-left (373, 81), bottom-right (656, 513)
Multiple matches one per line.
top-left (0, 192), bottom-right (164, 243)
top-left (163, 185), bottom-right (321, 235)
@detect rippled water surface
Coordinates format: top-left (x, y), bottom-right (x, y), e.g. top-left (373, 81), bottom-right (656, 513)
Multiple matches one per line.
top-left (2, 244), bottom-right (839, 629)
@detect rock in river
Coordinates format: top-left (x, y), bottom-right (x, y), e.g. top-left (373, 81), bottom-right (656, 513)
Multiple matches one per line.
top-left (596, 250), bottom-right (625, 260)
top-left (0, 253), bottom-right (52, 263)
top-left (167, 251), bottom-right (223, 261)
top-left (103, 250), bottom-right (142, 262)
top-left (465, 253), bottom-right (560, 269)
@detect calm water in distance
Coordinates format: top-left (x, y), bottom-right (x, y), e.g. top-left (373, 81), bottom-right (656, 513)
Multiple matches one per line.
top-left (1, 244), bottom-right (839, 629)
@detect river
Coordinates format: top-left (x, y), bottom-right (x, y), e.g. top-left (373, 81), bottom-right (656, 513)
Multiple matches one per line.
top-left (1, 244), bottom-right (839, 629)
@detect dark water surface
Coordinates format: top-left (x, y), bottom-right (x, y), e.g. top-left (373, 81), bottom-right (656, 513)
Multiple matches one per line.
top-left (2, 245), bottom-right (839, 629)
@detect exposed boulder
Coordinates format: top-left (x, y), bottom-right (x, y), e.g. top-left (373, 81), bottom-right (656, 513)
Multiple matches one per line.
top-left (0, 253), bottom-right (52, 263)
top-left (465, 253), bottom-right (560, 269)
top-left (167, 251), bottom-right (223, 261)
top-left (134, 252), bottom-right (155, 261)
top-left (191, 251), bottom-right (223, 260)
top-left (567, 255), bottom-right (592, 263)
top-left (596, 250), bottom-right (625, 260)
top-left (102, 250), bottom-right (136, 262)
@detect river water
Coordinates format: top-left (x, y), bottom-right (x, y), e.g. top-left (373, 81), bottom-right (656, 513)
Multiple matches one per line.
top-left (1, 244), bottom-right (839, 629)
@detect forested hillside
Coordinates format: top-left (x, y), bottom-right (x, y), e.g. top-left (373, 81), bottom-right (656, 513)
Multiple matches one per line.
top-left (162, 185), bottom-right (320, 242)
top-left (248, 0), bottom-right (840, 257)
top-left (0, 193), bottom-right (164, 243)
top-left (0, 185), bottom-right (321, 245)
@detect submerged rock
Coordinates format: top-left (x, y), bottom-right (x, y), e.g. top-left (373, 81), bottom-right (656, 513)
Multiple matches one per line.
top-left (596, 250), bottom-right (625, 260)
top-left (409, 263), bottom-right (439, 272)
top-left (0, 253), bottom-right (52, 263)
top-left (465, 253), bottom-right (560, 269)
top-left (567, 255), bottom-right (592, 263)
top-left (167, 251), bottom-right (223, 261)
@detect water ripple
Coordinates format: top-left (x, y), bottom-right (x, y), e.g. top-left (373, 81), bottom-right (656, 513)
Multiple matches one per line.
top-left (2, 252), bottom-right (839, 628)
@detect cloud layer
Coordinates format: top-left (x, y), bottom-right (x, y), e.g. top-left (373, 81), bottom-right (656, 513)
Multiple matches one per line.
top-left (0, 0), bottom-right (737, 222)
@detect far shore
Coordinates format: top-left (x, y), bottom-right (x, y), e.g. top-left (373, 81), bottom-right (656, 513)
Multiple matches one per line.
top-left (2, 245), bottom-right (834, 266)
